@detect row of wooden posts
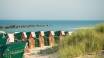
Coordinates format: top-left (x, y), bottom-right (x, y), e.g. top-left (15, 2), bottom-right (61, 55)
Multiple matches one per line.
top-left (6, 31), bottom-right (72, 49)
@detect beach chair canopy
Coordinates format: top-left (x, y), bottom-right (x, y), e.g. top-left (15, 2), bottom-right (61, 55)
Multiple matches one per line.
top-left (0, 33), bottom-right (6, 39)
top-left (68, 32), bottom-right (72, 35)
top-left (55, 31), bottom-right (60, 36)
top-left (50, 31), bottom-right (54, 35)
top-left (35, 31), bottom-right (40, 38)
top-left (44, 31), bottom-right (54, 37)
top-left (44, 31), bottom-right (49, 37)
top-left (14, 32), bottom-right (22, 40)
top-left (6, 33), bottom-right (14, 44)
top-left (61, 31), bottom-right (65, 35)
top-left (40, 31), bottom-right (44, 36)
top-left (22, 32), bottom-right (27, 38)
top-left (0, 31), bottom-right (6, 34)
top-left (26, 32), bottom-right (31, 39)
top-left (26, 32), bottom-right (36, 39)
top-left (30, 32), bottom-right (36, 38)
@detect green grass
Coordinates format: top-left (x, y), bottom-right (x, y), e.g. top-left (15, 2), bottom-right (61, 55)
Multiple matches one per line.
top-left (58, 24), bottom-right (104, 58)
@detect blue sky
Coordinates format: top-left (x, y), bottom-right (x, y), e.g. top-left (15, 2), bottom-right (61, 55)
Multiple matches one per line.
top-left (0, 0), bottom-right (104, 20)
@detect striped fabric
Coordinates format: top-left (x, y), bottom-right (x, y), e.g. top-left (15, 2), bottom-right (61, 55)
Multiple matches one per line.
top-left (31, 32), bottom-right (35, 38)
top-left (40, 31), bottom-right (44, 36)
top-left (50, 31), bottom-right (54, 35)
top-left (22, 32), bottom-right (27, 38)
top-left (61, 31), bottom-right (65, 35)
top-left (6, 33), bottom-right (14, 44)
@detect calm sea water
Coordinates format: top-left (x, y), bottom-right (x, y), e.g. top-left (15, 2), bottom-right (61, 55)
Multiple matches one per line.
top-left (0, 20), bottom-right (104, 32)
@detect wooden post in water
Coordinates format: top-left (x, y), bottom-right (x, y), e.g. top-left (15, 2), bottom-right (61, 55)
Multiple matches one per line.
top-left (49, 31), bottom-right (55, 47)
top-left (59, 31), bottom-right (65, 46)
top-left (39, 31), bottom-right (45, 48)
top-left (22, 32), bottom-right (27, 41)
top-left (28, 32), bottom-right (35, 49)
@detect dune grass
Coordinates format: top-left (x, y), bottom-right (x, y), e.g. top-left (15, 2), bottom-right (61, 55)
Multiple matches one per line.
top-left (58, 24), bottom-right (104, 58)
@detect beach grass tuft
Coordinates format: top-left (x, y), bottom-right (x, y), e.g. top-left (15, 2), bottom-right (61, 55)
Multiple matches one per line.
top-left (58, 24), bottom-right (104, 58)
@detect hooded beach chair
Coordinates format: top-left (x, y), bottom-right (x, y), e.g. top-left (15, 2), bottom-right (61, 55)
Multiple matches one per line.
top-left (27, 32), bottom-right (35, 49)
top-left (59, 31), bottom-right (65, 39)
top-left (54, 31), bottom-right (60, 44)
top-left (39, 31), bottom-right (45, 48)
top-left (54, 31), bottom-right (65, 45)
top-left (48, 31), bottom-right (55, 47)
top-left (59, 31), bottom-right (65, 46)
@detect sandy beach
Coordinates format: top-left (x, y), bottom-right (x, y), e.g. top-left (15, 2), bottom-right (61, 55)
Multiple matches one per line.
top-left (24, 46), bottom-right (58, 58)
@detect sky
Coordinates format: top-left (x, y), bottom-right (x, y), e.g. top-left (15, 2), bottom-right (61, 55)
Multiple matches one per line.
top-left (0, 0), bottom-right (104, 20)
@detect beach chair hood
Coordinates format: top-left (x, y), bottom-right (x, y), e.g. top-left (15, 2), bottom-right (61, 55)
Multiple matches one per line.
top-left (30, 32), bottom-right (35, 38)
top-left (6, 33), bottom-right (14, 44)
top-left (40, 31), bottom-right (44, 36)
top-left (68, 32), bottom-right (72, 35)
top-left (61, 31), bottom-right (65, 35)
top-left (22, 32), bottom-right (27, 38)
top-left (50, 31), bottom-right (54, 35)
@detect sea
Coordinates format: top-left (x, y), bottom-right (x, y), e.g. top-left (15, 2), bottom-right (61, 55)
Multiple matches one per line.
top-left (0, 20), bottom-right (104, 32)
